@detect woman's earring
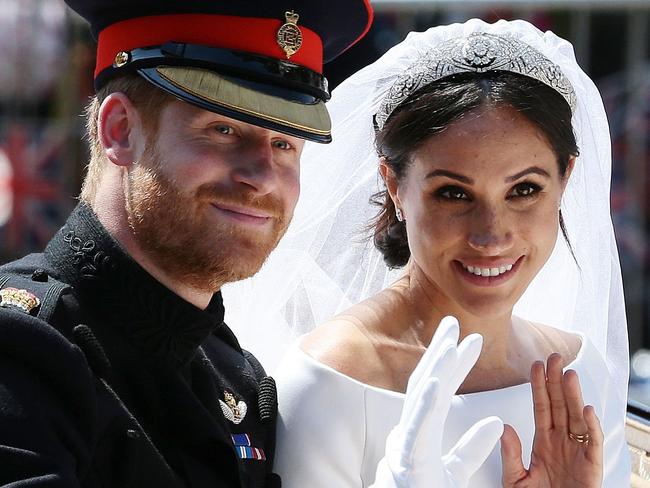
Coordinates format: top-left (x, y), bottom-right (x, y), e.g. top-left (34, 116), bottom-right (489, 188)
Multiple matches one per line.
top-left (395, 207), bottom-right (404, 222)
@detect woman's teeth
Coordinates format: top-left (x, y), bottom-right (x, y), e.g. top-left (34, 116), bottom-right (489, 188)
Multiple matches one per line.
top-left (462, 263), bottom-right (513, 277)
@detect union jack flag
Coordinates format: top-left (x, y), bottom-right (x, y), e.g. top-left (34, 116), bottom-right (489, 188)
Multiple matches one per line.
top-left (0, 122), bottom-right (73, 260)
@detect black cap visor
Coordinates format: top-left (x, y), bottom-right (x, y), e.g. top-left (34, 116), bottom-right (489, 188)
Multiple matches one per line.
top-left (99, 43), bottom-right (332, 143)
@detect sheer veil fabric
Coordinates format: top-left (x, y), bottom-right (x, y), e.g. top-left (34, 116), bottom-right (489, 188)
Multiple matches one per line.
top-left (223, 18), bottom-right (629, 418)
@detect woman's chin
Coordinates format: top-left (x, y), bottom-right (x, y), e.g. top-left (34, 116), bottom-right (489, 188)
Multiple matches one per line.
top-left (448, 285), bottom-right (524, 320)
top-left (456, 300), bottom-right (516, 321)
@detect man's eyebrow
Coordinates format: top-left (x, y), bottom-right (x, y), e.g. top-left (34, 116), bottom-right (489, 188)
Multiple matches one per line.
top-left (424, 169), bottom-right (473, 184)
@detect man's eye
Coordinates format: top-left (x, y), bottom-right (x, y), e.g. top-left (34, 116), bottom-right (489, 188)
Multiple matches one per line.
top-left (436, 186), bottom-right (469, 200)
top-left (215, 125), bottom-right (235, 135)
top-left (509, 182), bottom-right (542, 198)
top-left (273, 139), bottom-right (292, 150)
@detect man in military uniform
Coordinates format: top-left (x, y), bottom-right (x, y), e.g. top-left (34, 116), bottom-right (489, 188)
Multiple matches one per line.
top-left (0, 1), bottom-right (372, 486)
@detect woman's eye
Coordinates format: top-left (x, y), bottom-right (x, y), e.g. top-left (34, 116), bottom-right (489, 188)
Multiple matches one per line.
top-left (509, 182), bottom-right (542, 198)
top-left (437, 186), bottom-right (469, 201)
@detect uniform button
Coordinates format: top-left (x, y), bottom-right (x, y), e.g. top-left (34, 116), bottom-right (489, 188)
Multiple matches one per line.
top-left (126, 429), bottom-right (140, 439)
top-left (31, 269), bottom-right (48, 282)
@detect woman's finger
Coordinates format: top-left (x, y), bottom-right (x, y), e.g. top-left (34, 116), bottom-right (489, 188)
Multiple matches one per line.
top-left (399, 377), bottom-right (441, 465)
top-left (445, 416), bottom-right (503, 486)
top-left (409, 316), bottom-right (458, 390)
top-left (531, 360), bottom-right (552, 433)
top-left (450, 333), bottom-right (483, 394)
top-left (500, 424), bottom-right (527, 487)
top-left (584, 405), bottom-right (604, 467)
top-left (546, 353), bottom-right (568, 430)
top-left (563, 369), bottom-right (587, 438)
top-left (402, 344), bottom-right (454, 425)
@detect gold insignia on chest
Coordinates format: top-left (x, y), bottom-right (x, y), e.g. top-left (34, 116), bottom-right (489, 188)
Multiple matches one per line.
top-left (0, 287), bottom-right (40, 314)
top-left (276, 10), bottom-right (303, 59)
top-left (219, 390), bottom-right (248, 425)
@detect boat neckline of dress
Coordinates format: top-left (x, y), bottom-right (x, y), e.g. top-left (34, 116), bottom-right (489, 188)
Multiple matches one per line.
top-left (294, 331), bottom-right (586, 399)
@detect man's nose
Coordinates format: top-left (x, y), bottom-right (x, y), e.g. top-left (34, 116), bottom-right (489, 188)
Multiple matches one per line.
top-left (231, 140), bottom-right (277, 195)
top-left (467, 204), bottom-right (514, 254)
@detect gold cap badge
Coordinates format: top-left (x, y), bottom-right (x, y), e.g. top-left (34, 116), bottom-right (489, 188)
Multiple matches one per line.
top-left (276, 10), bottom-right (303, 59)
top-left (114, 51), bottom-right (130, 68)
top-left (0, 287), bottom-right (40, 314)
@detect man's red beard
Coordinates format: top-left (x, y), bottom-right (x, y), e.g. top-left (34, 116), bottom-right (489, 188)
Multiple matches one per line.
top-left (125, 148), bottom-right (291, 293)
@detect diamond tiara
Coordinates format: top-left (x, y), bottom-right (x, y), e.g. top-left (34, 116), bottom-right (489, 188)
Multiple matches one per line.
top-left (375, 32), bottom-right (577, 131)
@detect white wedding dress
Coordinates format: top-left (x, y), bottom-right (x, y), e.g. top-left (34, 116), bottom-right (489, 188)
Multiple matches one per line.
top-left (274, 332), bottom-right (630, 487)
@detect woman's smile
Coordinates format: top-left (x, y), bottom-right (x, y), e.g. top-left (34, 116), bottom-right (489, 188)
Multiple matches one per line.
top-left (454, 256), bottom-right (525, 287)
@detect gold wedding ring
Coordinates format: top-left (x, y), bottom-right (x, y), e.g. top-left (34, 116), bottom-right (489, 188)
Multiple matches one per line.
top-left (568, 431), bottom-right (591, 445)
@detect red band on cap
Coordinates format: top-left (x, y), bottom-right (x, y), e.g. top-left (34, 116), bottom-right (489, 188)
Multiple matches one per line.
top-left (95, 13), bottom-right (323, 77)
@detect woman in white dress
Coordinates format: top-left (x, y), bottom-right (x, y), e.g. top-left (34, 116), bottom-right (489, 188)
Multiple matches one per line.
top-left (223, 18), bottom-right (630, 487)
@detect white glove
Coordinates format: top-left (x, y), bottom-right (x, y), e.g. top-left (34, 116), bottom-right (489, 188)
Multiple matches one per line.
top-left (372, 316), bottom-right (504, 488)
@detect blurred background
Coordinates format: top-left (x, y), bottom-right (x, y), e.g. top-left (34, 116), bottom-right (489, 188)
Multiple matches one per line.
top-left (0, 0), bottom-right (648, 402)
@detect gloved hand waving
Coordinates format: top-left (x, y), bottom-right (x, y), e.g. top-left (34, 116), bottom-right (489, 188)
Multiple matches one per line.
top-left (372, 316), bottom-right (503, 488)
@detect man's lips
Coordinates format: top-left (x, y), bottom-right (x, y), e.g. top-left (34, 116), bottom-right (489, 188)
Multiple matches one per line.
top-left (210, 203), bottom-right (274, 225)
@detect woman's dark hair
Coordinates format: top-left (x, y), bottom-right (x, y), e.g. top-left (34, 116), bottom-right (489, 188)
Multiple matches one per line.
top-left (371, 71), bottom-right (579, 268)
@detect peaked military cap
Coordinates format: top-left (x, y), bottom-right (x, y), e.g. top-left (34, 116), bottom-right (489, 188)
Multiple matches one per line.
top-left (65, 0), bottom-right (374, 143)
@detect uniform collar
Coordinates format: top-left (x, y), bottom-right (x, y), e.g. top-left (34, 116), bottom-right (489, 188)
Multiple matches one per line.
top-left (45, 203), bottom-right (239, 367)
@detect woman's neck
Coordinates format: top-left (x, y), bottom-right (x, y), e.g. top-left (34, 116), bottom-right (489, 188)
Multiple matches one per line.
top-left (384, 264), bottom-right (525, 388)
top-left (391, 266), bottom-right (512, 343)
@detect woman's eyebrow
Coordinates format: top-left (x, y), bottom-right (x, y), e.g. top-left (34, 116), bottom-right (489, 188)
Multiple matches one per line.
top-left (424, 166), bottom-right (551, 184)
top-left (505, 166), bottom-right (551, 182)
top-left (424, 169), bottom-right (473, 184)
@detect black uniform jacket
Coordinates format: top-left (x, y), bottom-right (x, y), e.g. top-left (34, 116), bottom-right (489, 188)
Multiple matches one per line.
top-left (0, 204), bottom-right (280, 487)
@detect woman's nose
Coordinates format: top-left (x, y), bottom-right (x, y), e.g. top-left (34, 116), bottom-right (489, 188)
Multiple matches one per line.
top-left (467, 205), bottom-right (514, 254)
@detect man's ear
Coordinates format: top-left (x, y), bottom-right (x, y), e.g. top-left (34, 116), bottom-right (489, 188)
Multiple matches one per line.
top-left (98, 92), bottom-right (144, 167)
top-left (379, 158), bottom-right (403, 212)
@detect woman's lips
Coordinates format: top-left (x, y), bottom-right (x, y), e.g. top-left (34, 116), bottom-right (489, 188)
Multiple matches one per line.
top-left (455, 256), bottom-right (524, 286)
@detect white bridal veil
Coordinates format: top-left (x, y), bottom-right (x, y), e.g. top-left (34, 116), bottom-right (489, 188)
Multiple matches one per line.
top-left (223, 18), bottom-right (629, 413)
